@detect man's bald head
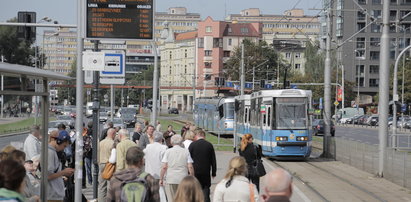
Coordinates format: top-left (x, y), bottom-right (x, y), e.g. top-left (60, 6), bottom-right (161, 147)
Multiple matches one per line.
top-left (107, 128), bottom-right (116, 139)
top-left (262, 168), bottom-right (293, 199)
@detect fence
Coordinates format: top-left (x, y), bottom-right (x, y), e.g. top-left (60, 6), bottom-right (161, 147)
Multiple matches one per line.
top-left (333, 137), bottom-right (411, 189)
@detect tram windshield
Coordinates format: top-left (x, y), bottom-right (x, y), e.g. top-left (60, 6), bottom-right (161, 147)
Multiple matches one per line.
top-left (276, 97), bottom-right (307, 129)
top-left (225, 102), bottom-right (235, 119)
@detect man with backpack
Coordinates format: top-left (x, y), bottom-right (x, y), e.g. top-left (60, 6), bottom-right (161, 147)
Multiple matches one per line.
top-left (107, 146), bottom-right (160, 202)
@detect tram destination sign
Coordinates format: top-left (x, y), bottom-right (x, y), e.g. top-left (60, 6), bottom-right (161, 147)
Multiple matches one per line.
top-left (86, 0), bottom-right (154, 40)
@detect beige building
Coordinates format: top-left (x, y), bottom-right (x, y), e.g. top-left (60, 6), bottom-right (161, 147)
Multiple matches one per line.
top-left (226, 8), bottom-right (320, 74)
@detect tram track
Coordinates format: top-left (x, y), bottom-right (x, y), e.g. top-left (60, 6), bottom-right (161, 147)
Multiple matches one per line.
top-left (266, 158), bottom-right (387, 202)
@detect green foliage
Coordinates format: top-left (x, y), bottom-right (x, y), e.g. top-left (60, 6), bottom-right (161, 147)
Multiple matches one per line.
top-left (392, 57), bottom-right (411, 104)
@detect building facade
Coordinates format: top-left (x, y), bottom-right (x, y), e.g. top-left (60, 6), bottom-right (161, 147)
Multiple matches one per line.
top-left (333, 0), bottom-right (411, 104)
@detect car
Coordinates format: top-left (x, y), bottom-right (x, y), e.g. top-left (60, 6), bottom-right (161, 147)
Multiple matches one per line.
top-left (112, 118), bottom-right (125, 129)
top-left (367, 115), bottom-right (379, 126)
top-left (313, 119), bottom-right (335, 136)
top-left (116, 108), bottom-right (138, 127)
top-left (99, 112), bottom-right (108, 122)
top-left (168, 108), bottom-right (179, 114)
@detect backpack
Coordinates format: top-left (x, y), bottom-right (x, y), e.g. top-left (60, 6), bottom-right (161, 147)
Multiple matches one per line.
top-left (120, 172), bottom-right (149, 202)
top-left (83, 135), bottom-right (92, 157)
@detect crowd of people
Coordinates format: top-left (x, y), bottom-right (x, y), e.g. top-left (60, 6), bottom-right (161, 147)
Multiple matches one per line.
top-left (0, 120), bottom-right (294, 202)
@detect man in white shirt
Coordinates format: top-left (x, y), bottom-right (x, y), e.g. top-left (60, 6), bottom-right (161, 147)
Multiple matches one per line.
top-left (23, 125), bottom-right (41, 160)
top-left (160, 135), bottom-right (194, 201)
top-left (144, 131), bottom-right (168, 202)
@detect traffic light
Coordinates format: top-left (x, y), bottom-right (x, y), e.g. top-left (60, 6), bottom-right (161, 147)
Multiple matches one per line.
top-left (17, 12), bottom-right (36, 42)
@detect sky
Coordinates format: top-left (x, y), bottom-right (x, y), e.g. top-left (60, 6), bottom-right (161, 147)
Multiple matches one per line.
top-left (0, 0), bottom-right (322, 24)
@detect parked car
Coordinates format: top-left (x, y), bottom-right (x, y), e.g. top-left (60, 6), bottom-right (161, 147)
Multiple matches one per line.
top-left (112, 118), bottom-right (125, 129)
top-left (99, 112), bottom-right (108, 122)
top-left (313, 119), bottom-right (335, 136)
top-left (367, 115), bottom-right (379, 126)
top-left (116, 108), bottom-right (137, 127)
top-left (168, 108), bottom-right (179, 114)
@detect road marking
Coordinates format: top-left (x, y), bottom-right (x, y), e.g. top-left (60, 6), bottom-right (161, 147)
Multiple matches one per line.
top-left (263, 159), bottom-right (311, 202)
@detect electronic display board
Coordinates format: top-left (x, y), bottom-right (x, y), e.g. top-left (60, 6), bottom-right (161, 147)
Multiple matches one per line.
top-left (86, 0), bottom-right (153, 40)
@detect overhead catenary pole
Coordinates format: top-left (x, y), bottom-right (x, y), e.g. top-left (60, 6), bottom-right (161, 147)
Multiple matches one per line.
top-left (241, 43), bottom-right (245, 96)
top-left (74, 0), bottom-right (85, 201)
top-left (151, 41), bottom-right (159, 126)
top-left (91, 40), bottom-right (100, 199)
top-left (378, 0), bottom-right (390, 177)
top-left (322, 0), bottom-right (333, 158)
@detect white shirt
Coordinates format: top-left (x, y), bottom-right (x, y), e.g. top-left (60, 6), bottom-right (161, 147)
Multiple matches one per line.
top-left (24, 134), bottom-right (41, 160)
top-left (144, 142), bottom-right (168, 179)
top-left (108, 148), bottom-right (117, 164)
top-left (183, 139), bottom-right (192, 150)
top-left (161, 145), bottom-right (193, 184)
top-left (213, 175), bottom-right (259, 202)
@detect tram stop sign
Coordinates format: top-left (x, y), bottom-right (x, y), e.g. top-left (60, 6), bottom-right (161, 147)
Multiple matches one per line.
top-left (334, 101), bottom-right (339, 106)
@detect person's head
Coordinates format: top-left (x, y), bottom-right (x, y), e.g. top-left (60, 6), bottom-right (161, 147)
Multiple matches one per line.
top-left (167, 125), bottom-right (173, 131)
top-left (185, 122), bottom-right (191, 128)
top-left (134, 123), bottom-right (142, 132)
top-left (31, 155), bottom-right (40, 171)
top-left (261, 168), bottom-right (293, 201)
top-left (49, 130), bottom-right (71, 152)
top-left (107, 128), bottom-right (116, 139)
top-left (0, 159), bottom-right (26, 193)
top-left (157, 121), bottom-right (161, 124)
top-left (144, 120), bottom-right (149, 126)
top-left (24, 160), bottom-right (34, 172)
top-left (57, 123), bottom-right (66, 131)
top-left (30, 125), bottom-right (41, 139)
top-left (146, 125), bottom-right (155, 136)
top-left (184, 130), bottom-right (195, 141)
top-left (114, 126), bottom-right (121, 132)
top-left (125, 146), bottom-right (144, 168)
top-left (224, 156), bottom-right (247, 183)
top-left (118, 129), bottom-right (129, 140)
top-left (173, 175), bottom-right (204, 202)
top-left (1, 145), bottom-right (16, 153)
top-left (153, 131), bottom-right (164, 143)
top-left (194, 129), bottom-right (206, 140)
top-left (112, 136), bottom-right (121, 149)
top-left (87, 121), bottom-right (93, 129)
top-left (240, 134), bottom-right (253, 151)
top-left (7, 150), bottom-right (26, 165)
top-left (170, 135), bottom-right (182, 146)
top-left (107, 121), bottom-right (114, 128)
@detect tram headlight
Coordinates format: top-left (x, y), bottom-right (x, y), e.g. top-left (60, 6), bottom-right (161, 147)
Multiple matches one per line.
top-left (275, 136), bottom-right (288, 141)
top-left (296, 136), bottom-right (308, 141)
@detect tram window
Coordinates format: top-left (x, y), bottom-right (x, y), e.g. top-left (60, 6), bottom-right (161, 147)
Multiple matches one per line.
top-left (218, 105), bottom-right (224, 118)
top-left (248, 108), bottom-right (251, 123)
top-left (263, 113), bottom-right (266, 125)
top-left (245, 108), bottom-right (248, 123)
top-left (268, 107), bottom-right (271, 127)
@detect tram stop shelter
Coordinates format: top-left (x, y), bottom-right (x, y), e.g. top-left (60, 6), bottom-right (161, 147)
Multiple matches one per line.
top-left (0, 62), bottom-right (71, 201)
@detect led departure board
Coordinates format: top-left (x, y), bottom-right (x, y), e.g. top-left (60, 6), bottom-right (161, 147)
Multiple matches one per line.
top-left (86, 0), bottom-right (153, 40)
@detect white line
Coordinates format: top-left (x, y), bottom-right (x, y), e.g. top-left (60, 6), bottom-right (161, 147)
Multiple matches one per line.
top-left (263, 159), bottom-right (311, 202)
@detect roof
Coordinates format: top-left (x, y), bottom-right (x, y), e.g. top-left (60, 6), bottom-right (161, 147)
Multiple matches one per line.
top-left (223, 23), bottom-right (261, 37)
top-left (0, 62), bottom-right (72, 80)
top-left (175, 31), bottom-right (198, 41)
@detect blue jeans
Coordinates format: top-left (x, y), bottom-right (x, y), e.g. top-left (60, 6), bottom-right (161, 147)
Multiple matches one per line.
top-left (84, 157), bottom-right (92, 184)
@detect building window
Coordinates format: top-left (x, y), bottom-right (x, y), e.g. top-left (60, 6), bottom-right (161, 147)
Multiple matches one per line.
top-left (204, 74), bottom-right (212, 80)
top-left (369, 79), bottom-right (379, 87)
top-left (185, 49), bottom-right (187, 58)
top-left (391, 0), bottom-right (397, 4)
top-left (372, 0), bottom-right (381, 4)
top-left (213, 38), bottom-right (223, 48)
top-left (223, 51), bottom-right (230, 57)
top-left (369, 65), bottom-right (379, 74)
top-left (285, 53), bottom-right (291, 58)
top-left (198, 38), bottom-right (204, 48)
top-left (295, 64), bottom-right (301, 69)
top-left (295, 53), bottom-right (301, 58)
top-left (228, 38), bottom-right (232, 46)
top-left (205, 50), bottom-right (212, 56)
top-left (390, 10), bottom-right (397, 21)
top-left (357, 23), bottom-right (366, 32)
top-left (185, 65), bottom-right (187, 74)
top-left (240, 27), bottom-right (249, 34)
top-left (356, 37), bottom-right (366, 49)
top-left (204, 62), bottom-right (212, 68)
top-left (169, 52), bottom-right (172, 59)
top-left (206, 26), bottom-right (212, 33)
top-left (371, 10), bottom-right (382, 19)
top-left (400, 10), bottom-right (411, 21)
top-left (358, 0), bottom-right (366, 4)
top-left (355, 50), bottom-right (365, 58)
top-left (370, 37), bottom-right (380, 47)
top-left (390, 24), bottom-right (397, 33)
top-left (370, 51), bottom-right (380, 60)
top-left (357, 11), bottom-right (366, 20)
top-left (371, 24), bottom-right (381, 33)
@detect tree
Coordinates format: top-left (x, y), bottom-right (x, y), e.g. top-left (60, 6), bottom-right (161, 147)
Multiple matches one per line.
top-left (223, 39), bottom-right (281, 83)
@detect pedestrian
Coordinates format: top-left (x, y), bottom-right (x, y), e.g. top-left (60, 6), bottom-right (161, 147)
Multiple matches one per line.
top-left (83, 121), bottom-right (93, 186)
top-left (182, 130), bottom-right (195, 150)
top-left (26, 107), bottom-right (31, 117)
top-left (24, 160), bottom-right (40, 199)
top-left (181, 122), bottom-right (191, 138)
top-left (98, 128), bottom-right (116, 202)
top-left (188, 129), bottom-right (217, 202)
top-left (107, 146), bottom-right (160, 202)
top-left (160, 135), bottom-right (194, 201)
top-left (260, 168), bottom-right (293, 202)
top-left (23, 125), bottom-right (42, 162)
top-left (173, 176), bottom-right (204, 202)
top-left (156, 121), bottom-right (162, 132)
top-left (0, 159), bottom-right (27, 202)
top-left (163, 125), bottom-right (176, 148)
top-left (142, 120), bottom-right (150, 133)
top-left (213, 156), bottom-right (259, 202)
top-left (132, 123), bottom-right (143, 144)
top-left (139, 125), bottom-right (155, 149)
top-left (144, 131), bottom-right (168, 202)
top-left (101, 121), bottom-right (114, 140)
top-left (48, 130), bottom-right (75, 201)
top-left (115, 129), bottom-right (137, 171)
top-left (239, 133), bottom-right (263, 191)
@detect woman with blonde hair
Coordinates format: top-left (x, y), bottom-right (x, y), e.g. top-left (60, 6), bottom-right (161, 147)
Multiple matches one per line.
top-left (173, 176), bottom-right (204, 202)
top-left (213, 156), bottom-right (259, 202)
top-left (239, 134), bottom-right (263, 191)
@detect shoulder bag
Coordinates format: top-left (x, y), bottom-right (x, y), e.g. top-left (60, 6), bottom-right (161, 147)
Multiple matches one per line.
top-left (102, 162), bottom-right (116, 180)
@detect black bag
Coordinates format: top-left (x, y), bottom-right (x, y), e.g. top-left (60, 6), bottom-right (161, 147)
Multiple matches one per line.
top-left (249, 145), bottom-right (266, 177)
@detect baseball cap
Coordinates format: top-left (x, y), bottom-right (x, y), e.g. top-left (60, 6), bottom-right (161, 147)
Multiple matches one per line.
top-left (57, 130), bottom-right (71, 144)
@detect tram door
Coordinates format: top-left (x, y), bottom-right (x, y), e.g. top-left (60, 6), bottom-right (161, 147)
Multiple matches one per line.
top-left (244, 106), bottom-right (251, 134)
top-left (261, 104), bottom-right (272, 152)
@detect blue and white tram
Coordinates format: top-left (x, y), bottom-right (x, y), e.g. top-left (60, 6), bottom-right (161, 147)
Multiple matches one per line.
top-left (193, 97), bottom-right (235, 135)
top-left (235, 89), bottom-right (313, 159)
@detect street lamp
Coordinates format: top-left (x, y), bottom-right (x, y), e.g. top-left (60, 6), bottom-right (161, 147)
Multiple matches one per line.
top-left (400, 26), bottom-right (411, 130)
top-left (354, 49), bottom-right (362, 114)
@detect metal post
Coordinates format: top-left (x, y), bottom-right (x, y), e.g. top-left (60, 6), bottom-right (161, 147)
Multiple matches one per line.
top-left (91, 40), bottom-right (100, 199)
top-left (1, 74), bottom-right (3, 118)
top-left (74, 0), bottom-right (85, 200)
top-left (342, 64), bottom-right (345, 108)
top-left (110, 84), bottom-right (114, 121)
top-left (151, 41), bottom-right (159, 126)
top-left (240, 43), bottom-right (245, 96)
top-left (322, 0), bottom-right (332, 158)
top-left (40, 79), bottom-right (49, 202)
top-left (277, 56), bottom-right (280, 88)
top-left (378, 0), bottom-right (390, 177)
top-left (252, 66), bottom-right (255, 91)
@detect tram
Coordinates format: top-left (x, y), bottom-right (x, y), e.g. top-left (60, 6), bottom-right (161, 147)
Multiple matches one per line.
top-left (235, 89), bottom-right (313, 159)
